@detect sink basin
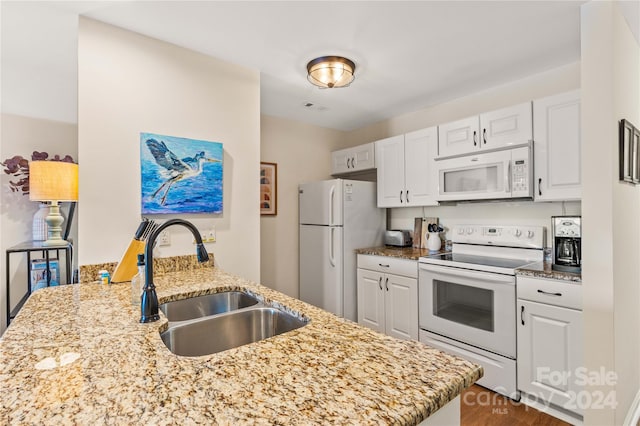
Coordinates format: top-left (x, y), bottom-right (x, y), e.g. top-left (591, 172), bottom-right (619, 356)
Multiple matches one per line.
top-left (160, 307), bottom-right (307, 357)
top-left (159, 291), bottom-right (259, 322)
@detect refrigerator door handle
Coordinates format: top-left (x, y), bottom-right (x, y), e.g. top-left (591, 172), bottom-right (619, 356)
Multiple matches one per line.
top-left (329, 185), bottom-right (336, 226)
top-left (329, 227), bottom-right (336, 267)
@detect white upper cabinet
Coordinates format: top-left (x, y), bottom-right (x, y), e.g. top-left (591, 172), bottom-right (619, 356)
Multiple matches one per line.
top-left (375, 135), bottom-right (406, 207)
top-left (533, 90), bottom-right (581, 201)
top-left (331, 142), bottom-right (375, 175)
top-left (437, 116), bottom-right (480, 157)
top-left (376, 127), bottom-right (439, 208)
top-left (438, 102), bottom-right (533, 157)
top-left (404, 127), bottom-right (439, 206)
top-left (480, 102), bottom-right (533, 150)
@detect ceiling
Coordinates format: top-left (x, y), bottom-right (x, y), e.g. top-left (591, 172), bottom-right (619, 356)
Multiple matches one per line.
top-left (1, 1), bottom-right (591, 131)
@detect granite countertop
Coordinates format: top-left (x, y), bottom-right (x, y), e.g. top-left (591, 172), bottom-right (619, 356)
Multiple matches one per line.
top-left (355, 246), bottom-right (449, 261)
top-left (0, 264), bottom-right (482, 424)
top-left (515, 261), bottom-right (582, 283)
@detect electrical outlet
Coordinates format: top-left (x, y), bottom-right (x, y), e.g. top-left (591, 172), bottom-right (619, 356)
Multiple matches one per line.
top-left (203, 228), bottom-right (216, 243)
top-left (195, 227), bottom-right (216, 244)
top-left (159, 230), bottom-right (170, 246)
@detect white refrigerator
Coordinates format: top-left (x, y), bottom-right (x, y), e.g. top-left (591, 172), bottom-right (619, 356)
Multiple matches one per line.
top-left (299, 179), bottom-right (385, 321)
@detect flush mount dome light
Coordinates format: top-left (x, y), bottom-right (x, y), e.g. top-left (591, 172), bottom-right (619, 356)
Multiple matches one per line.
top-left (306, 56), bottom-right (355, 88)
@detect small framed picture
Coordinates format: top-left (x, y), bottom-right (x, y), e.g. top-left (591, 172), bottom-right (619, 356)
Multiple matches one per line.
top-left (619, 119), bottom-right (639, 184)
top-left (260, 162), bottom-right (277, 215)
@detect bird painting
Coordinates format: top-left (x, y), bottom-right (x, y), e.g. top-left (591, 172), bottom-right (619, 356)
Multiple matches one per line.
top-left (140, 133), bottom-right (223, 214)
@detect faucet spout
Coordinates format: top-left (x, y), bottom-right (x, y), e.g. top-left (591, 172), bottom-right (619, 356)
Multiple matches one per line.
top-left (140, 219), bottom-right (210, 323)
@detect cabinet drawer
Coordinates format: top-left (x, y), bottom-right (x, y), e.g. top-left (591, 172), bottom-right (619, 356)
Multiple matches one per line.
top-left (517, 276), bottom-right (582, 310)
top-left (357, 255), bottom-right (417, 278)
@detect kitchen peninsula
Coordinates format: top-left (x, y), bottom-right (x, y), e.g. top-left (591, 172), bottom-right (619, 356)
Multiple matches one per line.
top-left (0, 258), bottom-right (481, 425)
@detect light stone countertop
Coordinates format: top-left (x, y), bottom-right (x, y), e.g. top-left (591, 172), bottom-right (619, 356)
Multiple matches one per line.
top-left (515, 261), bottom-right (582, 283)
top-left (355, 246), bottom-right (449, 261)
top-left (0, 266), bottom-right (482, 425)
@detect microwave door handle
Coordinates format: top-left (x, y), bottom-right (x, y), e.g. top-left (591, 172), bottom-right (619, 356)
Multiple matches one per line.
top-left (505, 162), bottom-right (511, 194)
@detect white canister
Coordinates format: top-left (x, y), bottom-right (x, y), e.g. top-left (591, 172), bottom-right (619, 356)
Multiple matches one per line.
top-left (427, 232), bottom-right (442, 252)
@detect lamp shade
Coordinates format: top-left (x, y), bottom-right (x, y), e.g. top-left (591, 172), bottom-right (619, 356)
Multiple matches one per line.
top-left (29, 161), bottom-right (78, 202)
top-left (307, 56), bottom-right (355, 88)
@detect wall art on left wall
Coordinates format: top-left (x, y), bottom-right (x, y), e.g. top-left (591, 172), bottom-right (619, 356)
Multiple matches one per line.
top-left (140, 132), bottom-right (223, 214)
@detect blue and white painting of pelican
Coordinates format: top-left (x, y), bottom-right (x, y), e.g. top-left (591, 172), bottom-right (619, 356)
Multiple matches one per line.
top-left (140, 132), bottom-right (223, 214)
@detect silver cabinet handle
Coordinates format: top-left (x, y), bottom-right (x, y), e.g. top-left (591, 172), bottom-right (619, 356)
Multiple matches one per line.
top-left (378, 263), bottom-right (390, 268)
top-left (521, 305), bottom-right (525, 325)
top-left (473, 131), bottom-right (477, 146)
top-left (385, 277), bottom-right (389, 291)
top-left (537, 289), bottom-right (562, 297)
top-left (400, 190), bottom-right (404, 203)
top-left (378, 276), bottom-right (383, 290)
top-left (483, 128), bottom-right (487, 144)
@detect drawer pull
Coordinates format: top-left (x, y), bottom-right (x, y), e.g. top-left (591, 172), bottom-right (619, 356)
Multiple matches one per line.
top-left (385, 277), bottom-right (389, 291)
top-left (378, 277), bottom-right (383, 290)
top-left (521, 305), bottom-right (525, 325)
top-left (378, 263), bottom-right (390, 268)
top-left (537, 289), bottom-right (562, 297)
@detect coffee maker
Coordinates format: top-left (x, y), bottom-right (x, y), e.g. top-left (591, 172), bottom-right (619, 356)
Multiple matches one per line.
top-left (552, 216), bottom-right (581, 273)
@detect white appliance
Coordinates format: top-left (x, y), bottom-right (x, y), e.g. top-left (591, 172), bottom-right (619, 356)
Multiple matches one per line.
top-left (418, 224), bottom-right (544, 399)
top-left (435, 142), bottom-right (533, 201)
top-left (299, 179), bottom-right (385, 321)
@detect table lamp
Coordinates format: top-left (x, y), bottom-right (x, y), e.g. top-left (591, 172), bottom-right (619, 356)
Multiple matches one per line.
top-left (29, 161), bottom-right (78, 246)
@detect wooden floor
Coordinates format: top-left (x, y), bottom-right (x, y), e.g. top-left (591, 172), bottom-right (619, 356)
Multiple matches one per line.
top-left (460, 385), bottom-right (571, 426)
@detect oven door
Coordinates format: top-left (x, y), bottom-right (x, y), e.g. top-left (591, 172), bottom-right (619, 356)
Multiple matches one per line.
top-left (418, 263), bottom-right (516, 358)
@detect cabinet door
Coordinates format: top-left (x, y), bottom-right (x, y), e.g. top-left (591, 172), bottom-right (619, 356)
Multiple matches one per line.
top-left (517, 299), bottom-right (583, 414)
top-left (331, 148), bottom-right (350, 175)
top-left (357, 269), bottom-right (385, 333)
top-left (351, 142), bottom-right (375, 172)
top-left (404, 127), bottom-right (439, 206)
top-left (480, 102), bottom-right (532, 150)
top-left (438, 116), bottom-right (480, 157)
top-left (384, 274), bottom-right (418, 340)
top-left (375, 135), bottom-right (406, 207)
top-left (533, 90), bottom-right (581, 201)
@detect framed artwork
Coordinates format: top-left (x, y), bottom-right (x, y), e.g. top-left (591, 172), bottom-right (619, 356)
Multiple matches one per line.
top-left (619, 119), bottom-right (640, 185)
top-left (260, 162), bottom-right (277, 215)
top-left (140, 132), bottom-right (224, 214)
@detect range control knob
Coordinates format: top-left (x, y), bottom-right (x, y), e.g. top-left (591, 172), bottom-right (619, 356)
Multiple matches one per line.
top-left (457, 228), bottom-right (465, 235)
top-left (527, 230), bottom-right (535, 238)
top-left (467, 227), bottom-right (474, 235)
top-left (514, 229), bottom-right (522, 237)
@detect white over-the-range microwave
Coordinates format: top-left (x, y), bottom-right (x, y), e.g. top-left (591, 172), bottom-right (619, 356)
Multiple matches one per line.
top-left (434, 142), bottom-right (533, 202)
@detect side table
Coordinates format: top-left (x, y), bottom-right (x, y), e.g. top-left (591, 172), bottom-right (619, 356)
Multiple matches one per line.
top-left (6, 240), bottom-right (73, 326)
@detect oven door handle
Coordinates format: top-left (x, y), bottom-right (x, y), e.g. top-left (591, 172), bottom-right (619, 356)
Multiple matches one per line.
top-left (419, 263), bottom-right (515, 285)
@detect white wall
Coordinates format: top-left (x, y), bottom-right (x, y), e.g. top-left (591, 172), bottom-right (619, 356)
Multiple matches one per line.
top-left (0, 113), bottom-right (78, 332)
top-left (260, 115), bottom-right (346, 297)
top-left (78, 18), bottom-right (261, 281)
top-left (343, 62), bottom-right (582, 239)
top-left (581, 2), bottom-right (640, 425)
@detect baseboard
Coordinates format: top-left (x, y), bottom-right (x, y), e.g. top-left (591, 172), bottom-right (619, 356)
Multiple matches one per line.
top-left (624, 389), bottom-right (640, 426)
top-left (520, 392), bottom-right (583, 426)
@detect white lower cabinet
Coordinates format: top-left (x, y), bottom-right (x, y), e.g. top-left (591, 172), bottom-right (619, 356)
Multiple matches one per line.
top-left (357, 255), bottom-right (418, 340)
top-left (517, 276), bottom-right (583, 417)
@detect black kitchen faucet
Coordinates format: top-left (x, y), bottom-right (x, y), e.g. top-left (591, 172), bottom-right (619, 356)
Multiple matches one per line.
top-left (140, 219), bottom-right (209, 323)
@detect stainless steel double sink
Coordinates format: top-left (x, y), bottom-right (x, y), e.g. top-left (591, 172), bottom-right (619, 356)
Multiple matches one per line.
top-left (159, 291), bottom-right (308, 357)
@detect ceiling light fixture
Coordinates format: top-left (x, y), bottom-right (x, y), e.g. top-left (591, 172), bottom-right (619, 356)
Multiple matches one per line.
top-left (306, 56), bottom-right (355, 89)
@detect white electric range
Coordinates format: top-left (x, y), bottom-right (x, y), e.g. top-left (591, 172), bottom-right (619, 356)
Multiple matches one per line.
top-left (418, 224), bottom-right (544, 399)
